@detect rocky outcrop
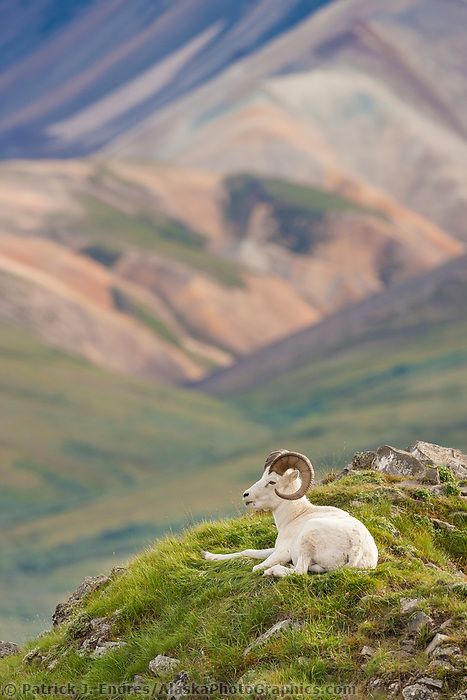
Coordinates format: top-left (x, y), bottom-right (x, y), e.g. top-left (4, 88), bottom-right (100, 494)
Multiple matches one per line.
top-left (409, 441), bottom-right (467, 482)
top-left (0, 641), bottom-right (19, 658)
top-left (341, 441), bottom-right (466, 492)
top-left (52, 575), bottom-right (111, 627)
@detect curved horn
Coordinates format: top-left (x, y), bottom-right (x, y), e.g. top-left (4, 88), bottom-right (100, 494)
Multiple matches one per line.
top-left (268, 451), bottom-right (314, 500)
top-left (263, 449), bottom-right (289, 471)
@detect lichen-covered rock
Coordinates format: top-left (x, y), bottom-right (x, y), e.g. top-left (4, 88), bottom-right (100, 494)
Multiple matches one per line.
top-left (373, 445), bottom-right (427, 478)
top-left (23, 647), bottom-right (44, 664)
top-left (74, 610), bottom-right (122, 656)
top-left (52, 575), bottom-right (110, 627)
top-left (425, 633), bottom-right (450, 656)
top-left (409, 441), bottom-right (467, 481)
top-left (402, 682), bottom-right (440, 700)
top-left (149, 655), bottom-right (180, 676)
top-left (350, 451), bottom-right (376, 470)
top-left (0, 641), bottom-right (20, 658)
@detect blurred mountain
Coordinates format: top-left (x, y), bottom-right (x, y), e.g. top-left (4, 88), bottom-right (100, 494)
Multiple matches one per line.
top-left (195, 252), bottom-right (467, 394)
top-left (0, 160), bottom-right (461, 382)
top-left (2, 0), bottom-right (466, 242)
top-left (0, 0), bottom-right (330, 157)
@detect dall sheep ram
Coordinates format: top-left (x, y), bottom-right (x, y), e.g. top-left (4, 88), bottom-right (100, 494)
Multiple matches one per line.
top-left (202, 450), bottom-right (378, 577)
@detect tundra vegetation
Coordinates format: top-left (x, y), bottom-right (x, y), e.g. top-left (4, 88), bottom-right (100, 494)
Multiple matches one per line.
top-left (0, 469), bottom-right (465, 699)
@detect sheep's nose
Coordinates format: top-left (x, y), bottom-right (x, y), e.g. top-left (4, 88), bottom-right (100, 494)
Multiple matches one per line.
top-left (243, 491), bottom-right (249, 498)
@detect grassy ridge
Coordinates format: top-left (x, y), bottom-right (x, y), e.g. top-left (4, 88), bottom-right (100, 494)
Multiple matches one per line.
top-left (1, 473), bottom-right (465, 699)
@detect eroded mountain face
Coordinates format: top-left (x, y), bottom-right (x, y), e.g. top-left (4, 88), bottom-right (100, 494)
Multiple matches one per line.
top-left (0, 160), bottom-right (461, 383)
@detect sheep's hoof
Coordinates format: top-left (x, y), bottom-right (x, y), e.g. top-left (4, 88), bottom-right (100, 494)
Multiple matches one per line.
top-left (201, 550), bottom-right (212, 560)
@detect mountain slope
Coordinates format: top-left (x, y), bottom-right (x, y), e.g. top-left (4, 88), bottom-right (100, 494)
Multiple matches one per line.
top-left (0, 322), bottom-right (271, 641)
top-left (0, 472), bottom-right (465, 699)
top-left (1, 160), bottom-right (460, 383)
top-left (0, 0), bottom-right (331, 158)
top-left (195, 254), bottom-right (467, 463)
top-left (112, 0), bottom-right (467, 243)
top-left (196, 254), bottom-right (467, 395)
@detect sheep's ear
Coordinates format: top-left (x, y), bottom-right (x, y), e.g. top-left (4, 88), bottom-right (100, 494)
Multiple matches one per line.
top-left (282, 468), bottom-right (300, 483)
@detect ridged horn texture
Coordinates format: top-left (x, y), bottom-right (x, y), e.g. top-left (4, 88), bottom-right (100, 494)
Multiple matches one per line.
top-left (266, 450), bottom-right (314, 500)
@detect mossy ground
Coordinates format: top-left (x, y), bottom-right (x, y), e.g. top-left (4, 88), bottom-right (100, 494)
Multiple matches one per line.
top-left (1, 472), bottom-right (465, 699)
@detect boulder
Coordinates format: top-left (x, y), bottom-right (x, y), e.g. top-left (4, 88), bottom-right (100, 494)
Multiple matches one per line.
top-left (409, 441), bottom-right (467, 480)
top-left (0, 641), bottom-right (20, 658)
top-left (402, 683), bottom-right (440, 700)
top-left (149, 654), bottom-right (180, 676)
top-left (373, 446), bottom-right (427, 479)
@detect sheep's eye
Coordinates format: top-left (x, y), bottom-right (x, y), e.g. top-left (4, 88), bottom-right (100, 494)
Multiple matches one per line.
top-left (268, 480), bottom-right (276, 486)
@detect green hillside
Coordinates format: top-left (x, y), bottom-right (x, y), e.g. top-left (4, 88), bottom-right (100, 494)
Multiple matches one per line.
top-left (2, 251), bottom-right (467, 643)
top-left (229, 263), bottom-right (467, 463)
top-left (0, 324), bottom-right (271, 641)
top-left (1, 472), bottom-right (465, 699)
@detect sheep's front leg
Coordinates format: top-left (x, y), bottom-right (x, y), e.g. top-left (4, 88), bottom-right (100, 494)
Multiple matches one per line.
top-left (263, 564), bottom-right (295, 577)
top-left (252, 549), bottom-right (289, 572)
top-left (201, 548), bottom-right (275, 562)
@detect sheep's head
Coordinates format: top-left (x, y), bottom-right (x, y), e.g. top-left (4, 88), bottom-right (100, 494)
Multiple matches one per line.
top-left (242, 450), bottom-right (315, 511)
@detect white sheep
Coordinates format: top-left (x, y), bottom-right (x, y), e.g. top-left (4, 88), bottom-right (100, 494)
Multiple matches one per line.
top-left (202, 450), bottom-right (378, 576)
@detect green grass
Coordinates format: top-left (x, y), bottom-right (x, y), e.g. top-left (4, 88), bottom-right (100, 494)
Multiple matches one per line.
top-left (1, 473), bottom-right (465, 699)
top-left (80, 195), bottom-right (245, 287)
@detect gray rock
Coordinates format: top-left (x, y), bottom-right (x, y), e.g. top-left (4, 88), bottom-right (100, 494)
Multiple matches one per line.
top-left (427, 659), bottom-right (457, 674)
top-left (168, 671), bottom-right (189, 697)
top-left (423, 467), bottom-right (441, 485)
top-left (91, 640), bottom-right (127, 658)
top-left (132, 676), bottom-right (146, 686)
top-left (0, 641), bottom-right (20, 658)
top-left (388, 681), bottom-right (400, 696)
top-left (418, 678), bottom-right (443, 690)
top-left (149, 654), bottom-right (180, 676)
top-left (72, 609), bottom-right (122, 656)
top-left (431, 518), bottom-right (457, 531)
top-left (361, 645), bottom-right (376, 657)
top-left (407, 612), bottom-right (433, 635)
top-left (400, 597), bottom-right (422, 614)
top-left (373, 445), bottom-right (428, 478)
top-left (425, 633), bottom-right (450, 656)
top-left (23, 647), bottom-right (43, 664)
top-left (408, 441), bottom-right (467, 481)
top-left (402, 683), bottom-right (440, 700)
top-left (243, 619), bottom-right (301, 656)
top-left (432, 644), bottom-right (461, 659)
top-left (350, 451), bottom-right (376, 471)
top-left (52, 575), bottom-right (110, 626)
